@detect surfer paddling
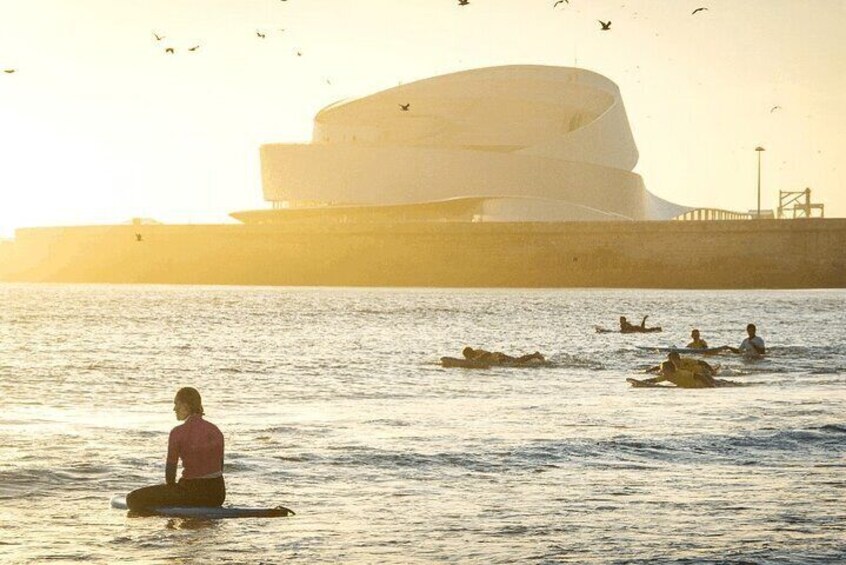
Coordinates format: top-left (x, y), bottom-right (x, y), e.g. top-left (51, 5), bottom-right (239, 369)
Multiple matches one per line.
top-left (126, 387), bottom-right (226, 512)
top-left (619, 315), bottom-right (662, 333)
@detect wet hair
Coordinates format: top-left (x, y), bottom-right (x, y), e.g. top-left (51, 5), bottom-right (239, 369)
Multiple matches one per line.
top-left (462, 346), bottom-right (475, 358)
top-left (175, 387), bottom-right (204, 416)
top-left (691, 329), bottom-right (700, 336)
top-left (661, 361), bottom-right (676, 374)
top-left (747, 323), bottom-right (756, 334)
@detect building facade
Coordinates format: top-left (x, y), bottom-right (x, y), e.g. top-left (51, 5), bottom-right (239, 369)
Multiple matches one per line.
top-left (234, 65), bottom-right (691, 224)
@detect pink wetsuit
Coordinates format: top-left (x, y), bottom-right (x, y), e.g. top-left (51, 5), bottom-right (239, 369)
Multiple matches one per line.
top-left (167, 415), bottom-right (225, 480)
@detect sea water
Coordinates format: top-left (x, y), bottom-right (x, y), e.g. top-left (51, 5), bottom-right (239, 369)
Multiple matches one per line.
top-left (0, 284), bottom-right (844, 564)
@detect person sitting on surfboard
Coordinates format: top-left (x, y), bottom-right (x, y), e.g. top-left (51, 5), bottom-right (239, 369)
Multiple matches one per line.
top-left (687, 329), bottom-right (708, 349)
top-left (126, 387), bottom-right (225, 512)
top-left (619, 315), bottom-right (661, 333)
top-left (724, 323), bottom-right (766, 356)
top-left (462, 346), bottom-right (545, 365)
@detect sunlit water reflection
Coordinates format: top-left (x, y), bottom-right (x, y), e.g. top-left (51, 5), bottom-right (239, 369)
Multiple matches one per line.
top-left (1, 284), bottom-right (844, 563)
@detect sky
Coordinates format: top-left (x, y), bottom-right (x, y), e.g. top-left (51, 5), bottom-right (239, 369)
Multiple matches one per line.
top-left (0, 0), bottom-right (843, 237)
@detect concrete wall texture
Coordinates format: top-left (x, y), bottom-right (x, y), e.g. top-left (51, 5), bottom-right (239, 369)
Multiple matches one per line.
top-left (2, 219), bottom-right (844, 288)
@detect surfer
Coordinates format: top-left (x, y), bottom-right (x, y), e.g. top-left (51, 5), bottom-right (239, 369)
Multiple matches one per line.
top-left (646, 351), bottom-right (716, 377)
top-left (126, 387), bottom-right (225, 512)
top-left (646, 360), bottom-right (717, 388)
top-left (462, 346), bottom-right (545, 364)
top-left (687, 329), bottom-right (708, 349)
top-left (724, 323), bottom-right (766, 355)
top-left (619, 315), bottom-right (661, 333)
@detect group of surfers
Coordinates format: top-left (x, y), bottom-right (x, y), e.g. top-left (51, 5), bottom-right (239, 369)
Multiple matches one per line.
top-left (129, 323), bottom-right (766, 513)
top-left (636, 323), bottom-right (766, 388)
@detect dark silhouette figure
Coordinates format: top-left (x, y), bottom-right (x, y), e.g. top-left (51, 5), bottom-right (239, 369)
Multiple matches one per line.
top-left (598, 20), bottom-right (612, 30)
top-left (458, 0), bottom-right (470, 5)
top-left (135, 233), bottom-right (143, 242)
top-left (691, 7), bottom-right (708, 15)
top-left (399, 103), bottom-right (411, 111)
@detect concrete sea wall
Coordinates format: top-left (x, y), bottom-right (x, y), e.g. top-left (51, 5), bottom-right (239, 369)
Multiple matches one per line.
top-left (1, 219), bottom-right (844, 288)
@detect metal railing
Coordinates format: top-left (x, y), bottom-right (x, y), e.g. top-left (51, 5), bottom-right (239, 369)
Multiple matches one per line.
top-left (673, 208), bottom-right (754, 221)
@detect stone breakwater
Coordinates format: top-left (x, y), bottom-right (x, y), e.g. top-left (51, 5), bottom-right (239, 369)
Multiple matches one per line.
top-left (1, 219), bottom-right (844, 288)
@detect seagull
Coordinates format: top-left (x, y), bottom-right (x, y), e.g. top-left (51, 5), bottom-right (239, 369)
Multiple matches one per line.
top-left (153, 32), bottom-right (165, 41)
top-left (135, 233), bottom-right (143, 242)
top-left (296, 50), bottom-right (302, 56)
top-left (399, 103), bottom-right (410, 111)
top-left (770, 105), bottom-right (782, 113)
top-left (553, 0), bottom-right (568, 7)
top-left (598, 20), bottom-right (612, 30)
top-left (188, 45), bottom-right (200, 52)
top-left (458, 0), bottom-right (469, 5)
top-left (3, 69), bottom-right (15, 74)
top-left (165, 47), bottom-right (175, 54)
top-left (256, 30), bottom-right (266, 39)
top-left (691, 7), bottom-right (708, 15)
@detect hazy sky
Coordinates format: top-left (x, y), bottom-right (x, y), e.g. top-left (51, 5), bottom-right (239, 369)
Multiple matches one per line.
top-left (1, 0), bottom-right (843, 236)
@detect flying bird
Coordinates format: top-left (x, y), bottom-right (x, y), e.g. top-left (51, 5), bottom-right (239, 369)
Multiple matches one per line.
top-left (458, 0), bottom-right (470, 5)
top-left (153, 32), bottom-right (165, 41)
top-left (770, 105), bottom-right (782, 113)
top-left (691, 7), bottom-right (708, 15)
top-left (399, 103), bottom-right (410, 111)
top-left (553, 0), bottom-right (568, 7)
top-left (3, 69), bottom-right (15, 74)
top-left (188, 45), bottom-right (200, 52)
top-left (598, 20), bottom-right (612, 30)
top-left (164, 47), bottom-right (175, 54)
top-left (256, 30), bottom-right (266, 38)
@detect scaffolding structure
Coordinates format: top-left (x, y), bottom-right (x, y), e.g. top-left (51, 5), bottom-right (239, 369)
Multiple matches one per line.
top-left (777, 188), bottom-right (825, 219)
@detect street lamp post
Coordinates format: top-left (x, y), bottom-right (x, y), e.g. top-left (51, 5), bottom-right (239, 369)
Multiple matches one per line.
top-left (755, 146), bottom-right (765, 218)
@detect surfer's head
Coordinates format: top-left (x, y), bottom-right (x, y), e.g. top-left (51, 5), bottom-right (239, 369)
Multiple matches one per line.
top-left (668, 352), bottom-right (681, 364)
top-left (462, 346), bottom-right (475, 359)
top-left (746, 323), bottom-right (757, 337)
top-left (175, 387), bottom-right (204, 418)
top-left (660, 361), bottom-right (676, 374)
top-left (691, 329), bottom-right (700, 339)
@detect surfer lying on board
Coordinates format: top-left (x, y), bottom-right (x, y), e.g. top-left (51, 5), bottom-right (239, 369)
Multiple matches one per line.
top-left (126, 387), bottom-right (226, 512)
top-left (619, 315), bottom-right (662, 333)
top-left (646, 352), bottom-right (717, 377)
top-left (463, 346), bottom-right (545, 365)
top-left (643, 361), bottom-right (717, 388)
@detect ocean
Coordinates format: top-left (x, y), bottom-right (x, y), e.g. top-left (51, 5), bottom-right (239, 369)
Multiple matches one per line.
top-left (0, 284), bottom-right (844, 564)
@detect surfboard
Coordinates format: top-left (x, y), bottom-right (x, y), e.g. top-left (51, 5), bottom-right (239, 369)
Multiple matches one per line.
top-left (110, 495), bottom-right (295, 519)
top-left (626, 378), bottom-right (673, 388)
top-left (440, 356), bottom-right (547, 368)
top-left (636, 346), bottom-right (726, 354)
top-left (596, 326), bottom-right (662, 334)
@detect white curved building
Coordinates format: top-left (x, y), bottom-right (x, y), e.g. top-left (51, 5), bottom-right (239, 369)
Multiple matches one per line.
top-left (234, 65), bottom-right (692, 223)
